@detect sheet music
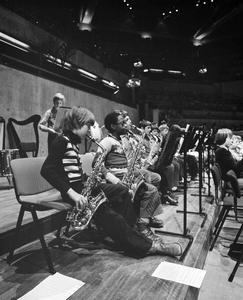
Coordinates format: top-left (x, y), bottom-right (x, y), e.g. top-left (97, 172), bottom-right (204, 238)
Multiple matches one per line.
top-left (152, 262), bottom-right (206, 288)
top-left (18, 272), bottom-right (85, 300)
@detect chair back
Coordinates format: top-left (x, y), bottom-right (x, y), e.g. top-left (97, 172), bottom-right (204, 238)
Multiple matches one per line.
top-left (211, 164), bottom-right (222, 204)
top-left (226, 170), bottom-right (241, 198)
top-left (7, 114), bottom-right (41, 157)
top-left (215, 163), bottom-right (222, 177)
top-left (226, 170), bottom-right (243, 222)
top-left (11, 157), bottom-right (53, 199)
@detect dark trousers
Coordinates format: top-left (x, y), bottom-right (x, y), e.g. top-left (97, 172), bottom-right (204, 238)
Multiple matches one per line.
top-left (90, 183), bottom-right (152, 256)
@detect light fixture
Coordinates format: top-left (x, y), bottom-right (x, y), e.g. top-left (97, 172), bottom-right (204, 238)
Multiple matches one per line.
top-left (134, 60), bottom-right (143, 67)
top-left (0, 32), bottom-right (30, 52)
top-left (78, 68), bottom-right (98, 80)
top-left (199, 67), bottom-right (207, 74)
top-left (113, 88), bottom-right (120, 95)
top-left (126, 78), bottom-right (141, 88)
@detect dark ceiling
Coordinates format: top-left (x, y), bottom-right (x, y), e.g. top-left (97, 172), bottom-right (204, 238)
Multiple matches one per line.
top-left (3, 0), bottom-right (243, 83)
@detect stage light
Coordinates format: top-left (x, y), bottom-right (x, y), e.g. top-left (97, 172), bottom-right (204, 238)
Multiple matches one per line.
top-left (134, 60), bottom-right (143, 67)
top-left (126, 78), bottom-right (141, 88)
top-left (199, 67), bottom-right (207, 74)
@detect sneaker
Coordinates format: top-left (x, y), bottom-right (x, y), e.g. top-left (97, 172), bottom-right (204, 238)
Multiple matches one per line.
top-left (148, 240), bottom-right (182, 257)
top-left (137, 221), bottom-right (162, 241)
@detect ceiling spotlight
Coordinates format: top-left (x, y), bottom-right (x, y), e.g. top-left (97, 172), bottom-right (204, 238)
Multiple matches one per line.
top-left (134, 60), bottom-right (143, 67)
top-left (199, 67), bottom-right (207, 74)
top-left (126, 78), bottom-right (141, 88)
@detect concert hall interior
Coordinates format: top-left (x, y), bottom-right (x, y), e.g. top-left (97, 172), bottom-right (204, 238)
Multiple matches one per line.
top-left (1, 1), bottom-right (243, 299)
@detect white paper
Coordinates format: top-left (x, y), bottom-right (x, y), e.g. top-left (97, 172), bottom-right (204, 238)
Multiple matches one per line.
top-left (18, 272), bottom-right (85, 300)
top-left (151, 262), bottom-right (206, 288)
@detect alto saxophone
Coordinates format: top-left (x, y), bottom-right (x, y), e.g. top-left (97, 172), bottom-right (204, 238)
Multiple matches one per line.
top-left (66, 136), bottom-right (108, 230)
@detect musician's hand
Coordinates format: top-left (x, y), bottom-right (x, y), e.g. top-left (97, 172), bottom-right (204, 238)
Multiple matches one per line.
top-left (50, 128), bottom-right (58, 135)
top-left (130, 183), bottom-right (137, 190)
top-left (128, 189), bottom-right (134, 198)
top-left (67, 188), bottom-right (88, 210)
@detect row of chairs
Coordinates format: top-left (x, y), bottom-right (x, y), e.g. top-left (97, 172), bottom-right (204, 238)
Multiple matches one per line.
top-left (210, 164), bottom-right (243, 282)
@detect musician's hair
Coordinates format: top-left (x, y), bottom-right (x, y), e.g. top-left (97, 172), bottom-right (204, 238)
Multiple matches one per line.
top-left (104, 111), bottom-right (121, 132)
top-left (159, 123), bottom-right (169, 131)
top-left (215, 128), bottom-right (233, 145)
top-left (114, 110), bottom-right (128, 118)
top-left (139, 119), bottom-right (151, 128)
top-left (53, 92), bottom-right (65, 105)
top-left (151, 122), bottom-right (159, 131)
top-left (63, 106), bottom-right (95, 132)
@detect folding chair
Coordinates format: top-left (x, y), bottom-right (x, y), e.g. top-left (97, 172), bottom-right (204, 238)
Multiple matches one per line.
top-left (225, 170), bottom-right (243, 282)
top-left (209, 164), bottom-right (235, 251)
top-left (7, 157), bottom-right (72, 273)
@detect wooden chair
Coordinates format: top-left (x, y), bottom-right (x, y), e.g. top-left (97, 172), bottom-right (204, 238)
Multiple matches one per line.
top-left (7, 157), bottom-right (72, 273)
top-left (225, 170), bottom-right (243, 282)
top-left (7, 114), bottom-right (41, 157)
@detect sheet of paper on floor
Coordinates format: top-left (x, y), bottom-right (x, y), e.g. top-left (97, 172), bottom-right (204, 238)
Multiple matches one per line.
top-left (152, 261), bottom-right (207, 288)
top-left (18, 272), bottom-right (85, 300)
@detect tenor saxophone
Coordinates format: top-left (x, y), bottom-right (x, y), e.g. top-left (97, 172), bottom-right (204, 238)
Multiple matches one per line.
top-left (122, 129), bottom-right (145, 201)
top-left (66, 136), bottom-right (108, 230)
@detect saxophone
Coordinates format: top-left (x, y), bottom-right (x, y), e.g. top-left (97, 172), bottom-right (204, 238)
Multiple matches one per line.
top-left (142, 133), bottom-right (162, 169)
top-left (66, 136), bottom-right (108, 230)
top-left (122, 129), bottom-right (145, 201)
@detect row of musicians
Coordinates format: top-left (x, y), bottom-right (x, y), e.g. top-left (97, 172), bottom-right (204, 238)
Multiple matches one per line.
top-left (41, 107), bottom-right (183, 258)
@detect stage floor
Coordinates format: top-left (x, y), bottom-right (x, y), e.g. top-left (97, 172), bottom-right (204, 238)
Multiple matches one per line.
top-left (0, 175), bottom-right (218, 300)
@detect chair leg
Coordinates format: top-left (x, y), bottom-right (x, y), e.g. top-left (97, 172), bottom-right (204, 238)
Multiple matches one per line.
top-left (7, 206), bottom-right (25, 263)
top-left (55, 211), bottom-right (70, 248)
top-left (210, 207), bottom-right (230, 251)
top-left (232, 223), bottom-right (243, 245)
top-left (213, 207), bottom-right (227, 234)
top-left (31, 209), bottom-right (56, 274)
top-left (228, 249), bottom-right (243, 282)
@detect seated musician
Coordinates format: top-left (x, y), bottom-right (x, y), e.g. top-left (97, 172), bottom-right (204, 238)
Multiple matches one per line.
top-left (41, 106), bottom-right (182, 258)
top-left (142, 121), bottom-right (179, 205)
top-left (215, 128), bottom-right (243, 182)
top-left (118, 111), bottom-right (161, 189)
top-left (93, 111), bottom-right (167, 241)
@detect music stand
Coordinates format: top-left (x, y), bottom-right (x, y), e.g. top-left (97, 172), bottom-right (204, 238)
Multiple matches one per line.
top-left (191, 129), bottom-right (214, 203)
top-left (177, 126), bottom-right (208, 228)
top-left (155, 124), bottom-right (194, 261)
top-left (203, 131), bottom-right (215, 203)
